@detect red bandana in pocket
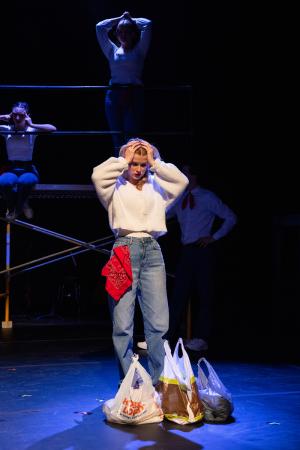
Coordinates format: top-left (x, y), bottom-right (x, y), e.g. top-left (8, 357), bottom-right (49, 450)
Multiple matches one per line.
top-left (101, 245), bottom-right (133, 301)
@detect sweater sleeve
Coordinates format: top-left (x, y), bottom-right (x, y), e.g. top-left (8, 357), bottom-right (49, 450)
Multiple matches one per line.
top-left (134, 18), bottom-right (152, 57)
top-left (95, 18), bottom-right (118, 59)
top-left (0, 125), bottom-right (10, 135)
top-left (91, 157), bottom-right (128, 210)
top-left (206, 193), bottom-right (237, 240)
top-left (150, 160), bottom-right (189, 208)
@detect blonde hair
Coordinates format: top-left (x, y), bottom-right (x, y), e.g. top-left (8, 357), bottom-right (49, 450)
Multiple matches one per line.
top-left (119, 139), bottom-right (160, 190)
top-left (119, 138), bottom-right (161, 160)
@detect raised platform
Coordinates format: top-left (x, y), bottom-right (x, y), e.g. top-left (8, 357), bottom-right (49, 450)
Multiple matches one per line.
top-left (0, 184), bottom-right (97, 199)
top-left (32, 184), bottom-right (96, 199)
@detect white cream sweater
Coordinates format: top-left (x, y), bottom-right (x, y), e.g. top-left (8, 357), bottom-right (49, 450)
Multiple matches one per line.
top-left (91, 157), bottom-right (188, 238)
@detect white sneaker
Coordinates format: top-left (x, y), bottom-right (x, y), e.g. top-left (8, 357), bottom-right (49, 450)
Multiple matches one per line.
top-left (23, 202), bottom-right (34, 219)
top-left (184, 338), bottom-right (208, 352)
top-left (137, 341), bottom-right (148, 350)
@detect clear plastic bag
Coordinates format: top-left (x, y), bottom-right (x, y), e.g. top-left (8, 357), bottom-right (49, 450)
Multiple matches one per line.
top-left (156, 338), bottom-right (204, 425)
top-left (103, 354), bottom-right (163, 425)
top-left (197, 357), bottom-right (234, 423)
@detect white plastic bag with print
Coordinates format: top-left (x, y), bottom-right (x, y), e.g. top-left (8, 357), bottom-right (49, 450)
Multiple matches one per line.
top-left (103, 354), bottom-right (163, 425)
top-left (197, 357), bottom-right (234, 423)
top-left (156, 338), bottom-right (204, 425)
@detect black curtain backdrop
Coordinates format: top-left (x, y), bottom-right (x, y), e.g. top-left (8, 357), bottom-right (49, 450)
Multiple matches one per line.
top-left (1, 1), bottom-right (292, 355)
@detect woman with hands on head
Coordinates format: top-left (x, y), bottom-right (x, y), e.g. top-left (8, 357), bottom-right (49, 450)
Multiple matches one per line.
top-left (96, 11), bottom-right (152, 155)
top-left (91, 138), bottom-right (189, 386)
top-left (0, 101), bottom-right (56, 220)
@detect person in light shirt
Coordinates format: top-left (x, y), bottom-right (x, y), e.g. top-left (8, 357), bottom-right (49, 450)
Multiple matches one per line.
top-left (91, 138), bottom-right (188, 386)
top-left (0, 102), bottom-right (56, 220)
top-left (96, 11), bottom-right (152, 155)
top-left (166, 163), bottom-right (237, 352)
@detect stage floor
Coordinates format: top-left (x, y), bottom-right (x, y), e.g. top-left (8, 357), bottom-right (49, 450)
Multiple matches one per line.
top-left (1, 325), bottom-right (300, 450)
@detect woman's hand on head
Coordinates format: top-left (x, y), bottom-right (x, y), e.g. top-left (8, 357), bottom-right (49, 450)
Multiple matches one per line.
top-left (140, 140), bottom-right (155, 167)
top-left (124, 142), bottom-right (138, 164)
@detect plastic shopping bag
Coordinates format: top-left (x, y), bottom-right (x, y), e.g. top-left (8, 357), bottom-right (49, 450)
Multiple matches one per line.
top-left (156, 338), bottom-right (204, 425)
top-left (103, 354), bottom-right (164, 425)
top-left (197, 357), bottom-right (234, 423)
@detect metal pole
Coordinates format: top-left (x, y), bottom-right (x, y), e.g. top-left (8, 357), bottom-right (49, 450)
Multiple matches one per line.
top-left (0, 237), bottom-right (112, 276)
top-left (2, 222), bottom-right (12, 328)
top-left (0, 217), bottom-right (105, 252)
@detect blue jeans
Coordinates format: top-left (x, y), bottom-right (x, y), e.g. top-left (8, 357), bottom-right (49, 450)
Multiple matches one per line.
top-left (108, 236), bottom-right (169, 385)
top-left (0, 169), bottom-right (39, 213)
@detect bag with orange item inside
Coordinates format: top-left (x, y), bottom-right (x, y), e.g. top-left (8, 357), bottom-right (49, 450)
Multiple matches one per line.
top-left (103, 354), bottom-right (163, 425)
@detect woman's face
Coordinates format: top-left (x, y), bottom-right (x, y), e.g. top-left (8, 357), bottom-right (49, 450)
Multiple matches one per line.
top-left (128, 153), bottom-right (148, 183)
top-left (116, 25), bottom-right (135, 47)
top-left (11, 107), bottom-right (27, 127)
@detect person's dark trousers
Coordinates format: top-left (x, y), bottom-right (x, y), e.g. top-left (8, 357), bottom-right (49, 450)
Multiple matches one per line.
top-left (105, 86), bottom-right (145, 156)
top-left (15, 174), bottom-right (38, 214)
top-left (0, 172), bottom-right (18, 212)
top-left (167, 243), bottom-right (216, 345)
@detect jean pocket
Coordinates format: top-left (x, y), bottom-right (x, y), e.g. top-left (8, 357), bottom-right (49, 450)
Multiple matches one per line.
top-left (150, 240), bottom-right (161, 251)
top-left (113, 239), bottom-right (131, 250)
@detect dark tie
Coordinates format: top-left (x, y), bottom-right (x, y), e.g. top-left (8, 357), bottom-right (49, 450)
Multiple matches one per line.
top-left (182, 191), bottom-right (195, 209)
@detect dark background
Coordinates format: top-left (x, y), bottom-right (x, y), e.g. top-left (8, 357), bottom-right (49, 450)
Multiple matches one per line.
top-left (0, 1), bottom-right (295, 360)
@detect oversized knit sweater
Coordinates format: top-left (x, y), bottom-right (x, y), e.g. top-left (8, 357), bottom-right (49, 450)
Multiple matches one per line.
top-left (91, 157), bottom-right (188, 238)
top-left (96, 17), bottom-right (152, 85)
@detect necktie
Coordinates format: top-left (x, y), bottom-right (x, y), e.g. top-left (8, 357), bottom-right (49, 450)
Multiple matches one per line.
top-left (182, 191), bottom-right (195, 209)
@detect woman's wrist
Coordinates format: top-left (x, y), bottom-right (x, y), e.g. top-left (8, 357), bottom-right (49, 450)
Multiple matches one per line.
top-left (149, 159), bottom-right (158, 171)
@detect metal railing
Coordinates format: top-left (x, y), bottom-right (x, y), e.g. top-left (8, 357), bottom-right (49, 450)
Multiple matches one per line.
top-left (0, 83), bottom-right (189, 327)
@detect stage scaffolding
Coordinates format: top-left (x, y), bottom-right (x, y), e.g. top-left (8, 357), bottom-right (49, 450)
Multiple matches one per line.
top-left (0, 84), bottom-right (191, 328)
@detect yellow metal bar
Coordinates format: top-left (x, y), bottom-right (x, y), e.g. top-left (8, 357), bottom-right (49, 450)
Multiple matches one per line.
top-left (2, 222), bottom-right (12, 328)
